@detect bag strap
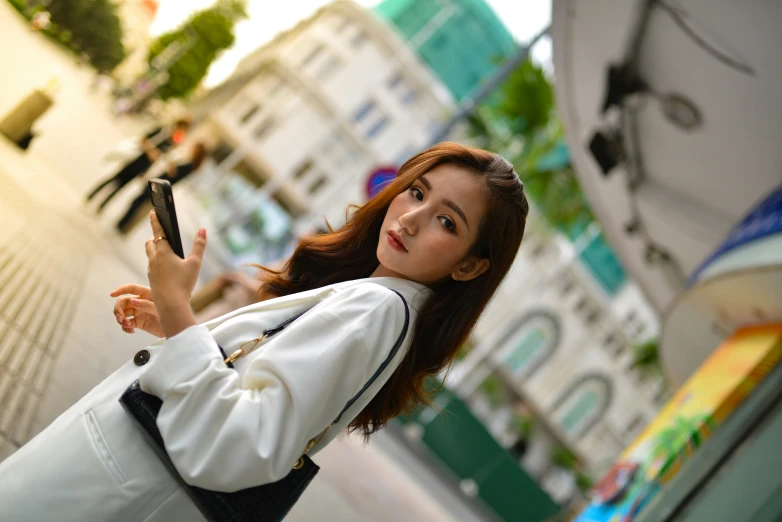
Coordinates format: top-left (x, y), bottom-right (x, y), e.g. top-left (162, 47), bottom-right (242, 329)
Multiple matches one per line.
top-left (225, 289), bottom-right (410, 462)
top-left (296, 289), bottom-right (409, 463)
top-left (331, 289), bottom-right (409, 425)
top-left (257, 289), bottom-right (409, 424)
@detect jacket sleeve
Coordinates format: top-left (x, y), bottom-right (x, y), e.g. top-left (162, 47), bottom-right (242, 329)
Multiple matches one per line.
top-left (138, 283), bottom-right (406, 492)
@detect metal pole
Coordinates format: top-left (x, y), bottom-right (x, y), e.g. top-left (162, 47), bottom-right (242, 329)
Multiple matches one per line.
top-left (426, 25), bottom-right (550, 147)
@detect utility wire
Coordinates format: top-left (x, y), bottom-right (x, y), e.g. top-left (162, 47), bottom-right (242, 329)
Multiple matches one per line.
top-left (656, 0), bottom-right (756, 77)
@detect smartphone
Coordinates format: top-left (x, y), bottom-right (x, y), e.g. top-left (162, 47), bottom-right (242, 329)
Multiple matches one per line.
top-left (148, 178), bottom-right (185, 258)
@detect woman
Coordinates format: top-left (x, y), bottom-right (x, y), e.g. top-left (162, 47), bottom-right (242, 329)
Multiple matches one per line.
top-left (115, 142), bottom-right (209, 233)
top-left (86, 118), bottom-right (191, 213)
top-left (0, 143), bottom-right (528, 521)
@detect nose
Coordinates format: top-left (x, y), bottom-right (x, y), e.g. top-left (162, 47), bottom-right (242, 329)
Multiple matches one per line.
top-left (398, 208), bottom-right (419, 236)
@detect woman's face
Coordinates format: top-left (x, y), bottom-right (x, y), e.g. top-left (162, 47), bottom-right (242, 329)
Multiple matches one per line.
top-left (374, 164), bottom-right (490, 284)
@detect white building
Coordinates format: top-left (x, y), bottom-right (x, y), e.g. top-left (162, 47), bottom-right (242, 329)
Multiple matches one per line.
top-left (190, 0), bottom-right (453, 245)
top-left (113, 0), bottom-right (158, 84)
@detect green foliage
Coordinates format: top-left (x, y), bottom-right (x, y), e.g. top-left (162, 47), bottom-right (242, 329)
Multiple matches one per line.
top-left (7, 0), bottom-right (125, 72)
top-left (631, 338), bottom-right (661, 374)
top-left (148, 0), bottom-right (247, 100)
top-left (510, 413), bottom-right (534, 440)
top-left (498, 59), bottom-right (554, 138)
top-left (454, 338), bottom-right (475, 361)
top-left (575, 472), bottom-right (593, 492)
top-left (478, 374), bottom-right (506, 408)
top-left (47, 0), bottom-right (126, 72)
top-left (550, 445), bottom-right (579, 470)
top-left (467, 59), bottom-right (594, 235)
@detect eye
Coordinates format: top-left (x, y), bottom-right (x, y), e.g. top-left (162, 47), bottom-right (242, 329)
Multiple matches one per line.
top-left (439, 216), bottom-right (456, 232)
top-left (410, 186), bottom-right (423, 201)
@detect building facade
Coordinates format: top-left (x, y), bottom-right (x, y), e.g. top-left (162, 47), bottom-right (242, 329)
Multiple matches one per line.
top-left (375, 0), bottom-right (517, 102)
top-left (112, 0), bottom-right (159, 84)
top-left (191, 0), bottom-right (453, 264)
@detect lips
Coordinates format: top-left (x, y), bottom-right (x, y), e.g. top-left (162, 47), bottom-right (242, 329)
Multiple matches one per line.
top-left (387, 230), bottom-right (407, 252)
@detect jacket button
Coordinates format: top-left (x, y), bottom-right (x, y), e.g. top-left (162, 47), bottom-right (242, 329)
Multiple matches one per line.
top-left (134, 349), bottom-right (151, 366)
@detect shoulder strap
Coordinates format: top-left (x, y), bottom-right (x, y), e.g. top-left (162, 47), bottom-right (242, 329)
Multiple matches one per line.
top-left (251, 289), bottom-right (410, 463)
top-left (332, 289), bottom-right (409, 425)
top-left (260, 289), bottom-right (409, 423)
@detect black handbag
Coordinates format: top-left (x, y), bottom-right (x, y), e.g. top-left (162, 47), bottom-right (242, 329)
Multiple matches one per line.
top-left (119, 290), bottom-right (409, 522)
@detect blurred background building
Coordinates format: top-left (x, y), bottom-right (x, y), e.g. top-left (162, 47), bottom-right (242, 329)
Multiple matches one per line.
top-left (112, 0), bottom-right (159, 85)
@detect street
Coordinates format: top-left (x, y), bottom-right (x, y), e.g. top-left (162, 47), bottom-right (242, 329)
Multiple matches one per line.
top-left (0, 4), bottom-right (483, 521)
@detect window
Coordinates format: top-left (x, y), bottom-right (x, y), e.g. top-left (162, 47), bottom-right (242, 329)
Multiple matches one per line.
top-left (559, 275), bottom-right (575, 297)
top-left (302, 44), bottom-right (325, 67)
top-left (401, 89), bottom-right (418, 105)
top-left (585, 309), bottom-right (602, 325)
top-left (212, 141), bottom-right (234, 164)
top-left (292, 159), bottom-right (314, 180)
top-left (351, 31), bottom-right (368, 48)
top-left (269, 77), bottom-right (285, 96)
top-left (387, 72), bottom-right (403, 89)
top-left (335, 16), bottom-right (351, 34)
top-left (253, 117), bottom-right (275, 140)
top-left (431, 33), bottom-right (447, 49)
top-left (495, 310), bottom-right (561, 377)
top-left (317, 55), bottom-right (342, 81)
top-left (353, 100), bottom-right (376, 123)
top-left (239, 104), bottom-right (260, 125)
top-left (308, 175), bottom-right (328, 195)
top-left (551, 374), bottom-right (613, 437)
top-left (353, 99), bottom-right (390, 140)
top-left (366, 117), bottom-right (389, 139)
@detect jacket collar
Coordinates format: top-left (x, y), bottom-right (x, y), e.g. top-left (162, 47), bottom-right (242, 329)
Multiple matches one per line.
top-left (198, 276), bottom-right (431, 333)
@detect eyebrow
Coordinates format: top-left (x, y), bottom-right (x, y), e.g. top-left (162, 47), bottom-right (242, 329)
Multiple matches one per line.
top-left (419, 175), bottom-right (470, 231)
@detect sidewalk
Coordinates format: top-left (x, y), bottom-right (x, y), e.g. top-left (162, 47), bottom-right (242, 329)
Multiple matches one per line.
top-left (0, 137), bottom-right (480, 522)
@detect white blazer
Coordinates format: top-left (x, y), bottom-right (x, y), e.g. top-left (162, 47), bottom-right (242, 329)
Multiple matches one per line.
top-left (0, 277), bottom-right (431, 522)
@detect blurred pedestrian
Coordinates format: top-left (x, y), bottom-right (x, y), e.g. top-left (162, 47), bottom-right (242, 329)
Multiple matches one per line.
top-left (0, 143), bottom-right (529, 522)
top-left (115, 142), bottom-right (209, 233)
top-left (86, 117), bottom-right (191, 212)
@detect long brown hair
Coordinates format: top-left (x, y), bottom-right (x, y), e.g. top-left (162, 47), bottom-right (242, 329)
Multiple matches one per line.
top-left (257, 142), bottom-right (529, 438)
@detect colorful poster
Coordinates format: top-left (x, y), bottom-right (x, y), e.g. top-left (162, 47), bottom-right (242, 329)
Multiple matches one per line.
top-left (575, 324), bottom-right (782, 522)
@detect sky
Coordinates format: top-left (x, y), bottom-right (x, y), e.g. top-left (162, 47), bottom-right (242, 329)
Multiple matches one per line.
top-left (148, 0), bottom-right (552, 88)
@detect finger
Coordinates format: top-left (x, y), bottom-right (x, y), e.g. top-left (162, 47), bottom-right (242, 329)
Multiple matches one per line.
top-left (149, 210), bottom-right (166, 239)
top-left (130, 298), bottom-right (158, 317)
top-left (188, 228), bottom-right (207, 264)
top-left (122, 326), bottom-right (135, 334)
top-left (114, 295), bottom-right (137, 319)
top-left (110, 284), bottom-right (152, 299)
top-left (145, 238), bottom-right (157, 260)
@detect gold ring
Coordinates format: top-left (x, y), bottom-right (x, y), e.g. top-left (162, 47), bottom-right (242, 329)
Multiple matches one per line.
top-left (153, 236), bottom-right (167, 244)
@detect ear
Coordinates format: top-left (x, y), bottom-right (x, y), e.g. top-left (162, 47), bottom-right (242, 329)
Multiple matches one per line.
top-left (451, 257), bottom-right (490, 282)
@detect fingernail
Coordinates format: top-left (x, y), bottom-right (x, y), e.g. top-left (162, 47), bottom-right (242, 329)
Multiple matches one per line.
top-left (115, 313), bottom-right (121, 323)
top-left (123, 320), bottom-right (131, 327)
top-left (131, 299), bottom-right (140, 306)
top-left (198, 228), bottom-right (206, 238)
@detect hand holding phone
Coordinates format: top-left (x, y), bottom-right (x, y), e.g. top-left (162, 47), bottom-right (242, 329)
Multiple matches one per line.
top-left (148, 178), bottom-right (185, 258)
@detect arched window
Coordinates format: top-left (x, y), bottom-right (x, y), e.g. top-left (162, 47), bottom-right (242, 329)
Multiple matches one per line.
top-left (494, 310), bottom-right (561, 377)
top-left (551, 374), bottom-right (613, 437)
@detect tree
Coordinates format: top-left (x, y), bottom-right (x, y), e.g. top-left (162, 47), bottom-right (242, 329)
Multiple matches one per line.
top-left (466, 59), bottom-right (594, 236)
top-left (42, 0), bottom-right (126, 72)
top-left (148, 0), bottom-right (247, 100)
